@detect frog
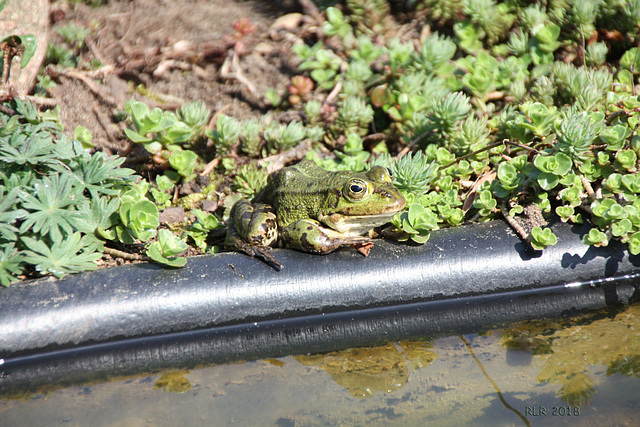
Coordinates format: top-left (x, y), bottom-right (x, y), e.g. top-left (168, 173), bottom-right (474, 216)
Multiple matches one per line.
top-left (225, 160), bottom-right (406, 269)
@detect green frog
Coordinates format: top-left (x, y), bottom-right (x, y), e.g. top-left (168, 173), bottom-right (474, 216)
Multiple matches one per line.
top-left (225, 160), bottom-right (406, 269)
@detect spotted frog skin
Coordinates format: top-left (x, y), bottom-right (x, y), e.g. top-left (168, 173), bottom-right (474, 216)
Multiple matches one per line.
top-left (225, 160), bottom-right (406, 268)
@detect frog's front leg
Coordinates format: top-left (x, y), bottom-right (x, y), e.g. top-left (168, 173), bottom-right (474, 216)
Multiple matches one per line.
top-left (225, 200), bottom-right (283, 269)
top-left (282, 218), bottom-right (371, 254)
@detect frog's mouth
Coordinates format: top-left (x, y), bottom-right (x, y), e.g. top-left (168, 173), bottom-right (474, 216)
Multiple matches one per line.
top-left (318, 211), bottom-right (399, 236)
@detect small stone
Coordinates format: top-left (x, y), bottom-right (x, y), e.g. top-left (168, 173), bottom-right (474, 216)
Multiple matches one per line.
top-left (159, 207), bottom-right (185, 224)
top-left (201, 199), bottom-right (218, 213)
top-left (269, 13), bottom-right (303, 40)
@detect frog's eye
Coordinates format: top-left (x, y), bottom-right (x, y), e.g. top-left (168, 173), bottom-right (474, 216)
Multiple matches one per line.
top-left (385, 167), bottom-right (393, 177)
top-left (351, 183), bottom-right (364, 192)
top-left (345, 178), bottom-right (369, 200)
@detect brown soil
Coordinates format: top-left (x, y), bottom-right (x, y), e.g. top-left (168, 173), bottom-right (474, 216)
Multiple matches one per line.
top-left (40, 0), bottom-right (305, 154)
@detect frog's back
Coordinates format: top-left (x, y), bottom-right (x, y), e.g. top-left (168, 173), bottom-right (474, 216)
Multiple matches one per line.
top-left (288, 160), bottom-right (360, 182)
top-left (254, 161), bottom-right (342, 227)
top-left (260, 161), bottom-right (345, 193)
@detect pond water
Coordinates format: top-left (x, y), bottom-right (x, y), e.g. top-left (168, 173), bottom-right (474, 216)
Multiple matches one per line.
top-left (1, 303), bottom-right (639, 426)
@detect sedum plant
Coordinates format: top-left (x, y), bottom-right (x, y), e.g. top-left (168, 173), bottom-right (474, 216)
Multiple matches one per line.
top-left (147, 229), bottom-right (188, 268)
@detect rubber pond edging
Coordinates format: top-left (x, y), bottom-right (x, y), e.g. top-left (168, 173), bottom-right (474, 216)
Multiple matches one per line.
top-left (1, 220), bottom-right (640, 395)
top-left (2, 219), bottom-right (640, 358)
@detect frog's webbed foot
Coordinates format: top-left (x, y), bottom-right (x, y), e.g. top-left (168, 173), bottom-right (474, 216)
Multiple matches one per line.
top-left (244, 244), bottom-right (284, 271)
top-left (225, 233), bottom-right (283, 270)
top-left (352, 241), bottom-right (374, 257)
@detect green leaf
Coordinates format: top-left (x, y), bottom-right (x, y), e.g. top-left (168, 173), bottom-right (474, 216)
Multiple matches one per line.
top-left (612, 219), bottom-right (632, 237)
top-left (326, 7), bottom-right (344, 25)
top-left (124, 128), bottom-right (153, 144)
top-left (525, 103), bottom-right (555, 136)
top-left (497, 162), bottom-right (523, 190)
top-left (383, 151), bottom-right (438, 195)
top-left (620, 48), bottom-right (640, 73)
top-left (74, 125), bottom-right (94, 148)
top-left (168, 149), bottom-right (198, 177)
top-left (582, 228), bottom-right (608, 246)
top-left (22, 233), bottom-right (101, 278)
top-left (534, 24), bottom-right (561, 52)
top-left (19, 34), bottom-right (37, 68)
top-left (156, 174), bottom-right (177, 191)
top-left (615, 149), bottom-right (637, 171)
top-left (0, 187), bottom-right (27, 241)
top-left (126, 200), bottom-right (159, 242)
top-left (414, 204), bottom-right (440, 230)
top-left (537, 172), bottom-right (559, 190)
top-left (530, 45), bottom-right (554, 65)
top-left (65, 151), bottom-right (136, 198)
top-left (324, 6), bottom-right (352, 40)
top-left (600, 125), bottom-right (631, 151)
top-left (591, 198), bottom-right (616, 217)
top-left (19, 174), bottom-right (84, 242)
top-left (126, 99), bottom-right (156, 134)
top-left (509, 205), bottom-right (524, 217)
top-left (0, 243), bottom-right (23, 287)
top-left (392, 202), bottom-right (438, 243)
top-left (556, 113), bottom-right (601, 162)
top-left (177, 100), bottom-right (210, 131)
top-left (75, 196), bottom-right (120, 236)
top-left (556, 206), bottom-right (575, 220)
top-left (453, 21), bottom-right (483, 53)
top-left (310, 68), bottom-right (337, 88)
top-left (160, 120), bottom-right (193, 144)
top-left (558, 186), bottom-right (582, 207)
top-left (213, 114), bottom-right (241, 150)
top-left (603, 173), bottom-right (623, 193)
top-left (411, 232), bottom-right (431, 244)
top-left (616, 69), bottom-right (634, 91)
top-left (629, 232), bottom-right (640, 255)
top-left (0, 129), bottom-right (57, 165)
top-left (530, 226), bottom-right (558, 250)
top-left (603, 203), bottom-right (628, 221)
top-left (193, 209), bottom-right (222, 230)
top-left (533, 152), bottom-right (573, 175)
top-left (622, 174), bottom-right (640, 194)
top-left (462, 66), bottom-right (495, 97)
top-left (474, 189), bottom-right (497, 210)
top-left (146, 229), bottom-right (187, 268)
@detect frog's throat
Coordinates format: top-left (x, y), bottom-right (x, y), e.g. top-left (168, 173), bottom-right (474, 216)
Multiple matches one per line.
top-left (318, 211), bottom-right (398, 236)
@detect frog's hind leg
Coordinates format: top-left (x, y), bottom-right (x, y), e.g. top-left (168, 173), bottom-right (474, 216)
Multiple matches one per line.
top-left (283, 218), bottom-right (371, 254)
top-left (227, 201), bottom-right (278, 246)
top-left (225, 200), bottom-right (283, 269)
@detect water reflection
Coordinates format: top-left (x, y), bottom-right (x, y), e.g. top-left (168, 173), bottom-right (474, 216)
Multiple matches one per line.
top-left (501, 303), bottom-right (640, 407)
top-left (154, 371), bottom-right (192, 394)
top-left (289, 303), bottom-right (640, 411)
top-left (295, 340), bottom-right (437, 398)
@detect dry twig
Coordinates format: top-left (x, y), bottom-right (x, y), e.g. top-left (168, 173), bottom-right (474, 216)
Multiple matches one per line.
top-left (103, 247), bottom-right (150, 262)
top-left (499, 201), bottom-right (531, 245)
top-left (220, 50), bottom-right (259, 97)
top-left (258, 139), bottom-right (312, 173)
top-left (580, 174), bottom-right (597, 201)
top-left (49, 67), bottom-right (120, 108)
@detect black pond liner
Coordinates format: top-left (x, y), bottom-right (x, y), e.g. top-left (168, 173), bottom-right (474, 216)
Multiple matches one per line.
top-left (1, 220), bottom-right (640, 395)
